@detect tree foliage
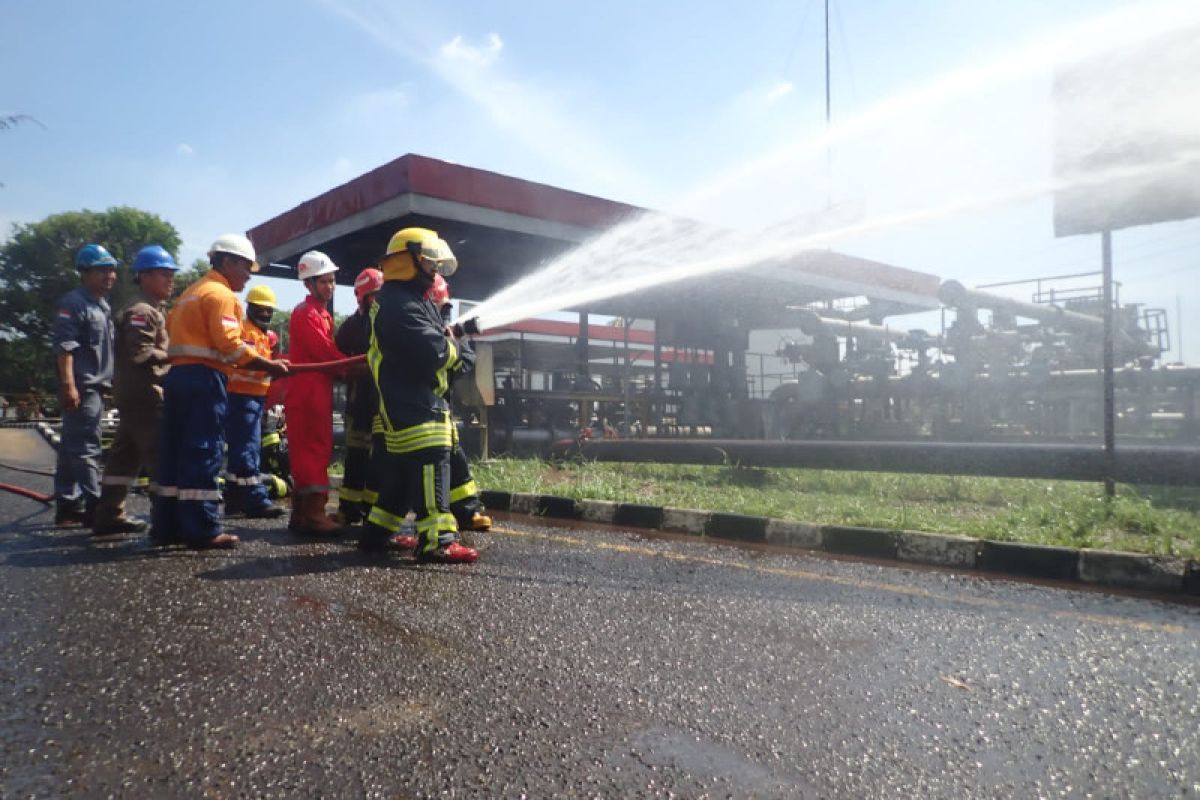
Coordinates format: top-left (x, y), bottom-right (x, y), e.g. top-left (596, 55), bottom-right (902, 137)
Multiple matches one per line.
top-left (0, 207), bottom-right (181, 393)
top-left (171, 258), bottom-right (210, 302)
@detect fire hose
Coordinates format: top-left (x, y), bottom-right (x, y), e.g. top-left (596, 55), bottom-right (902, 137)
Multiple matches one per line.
top-left (0, 355), bottom-right (368, 506)
top-left (282, 353), bottom-right (367, 374)
top-left (0, 462), bottom-right (54, 504)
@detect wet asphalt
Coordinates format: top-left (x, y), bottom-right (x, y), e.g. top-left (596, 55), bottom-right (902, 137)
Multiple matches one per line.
top-left (1, 430), bottom-right (1198, 799)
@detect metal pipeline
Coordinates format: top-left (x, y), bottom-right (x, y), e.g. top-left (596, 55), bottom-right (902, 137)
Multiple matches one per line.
top-left (938, 280), bottom-right (1107, 333)
top-left (835, 364), bottom-right (1200, 398)
top-left (796, 309), bottom-right (910, 342)
top-left (550, 438), bottom-right (1200, 486)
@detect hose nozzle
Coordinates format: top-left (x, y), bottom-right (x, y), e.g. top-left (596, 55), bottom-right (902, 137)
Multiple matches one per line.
top-left (451, 318), bottom-right (481, 337)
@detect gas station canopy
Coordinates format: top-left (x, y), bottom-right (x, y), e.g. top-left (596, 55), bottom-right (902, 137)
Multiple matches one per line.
top-left (248, 153), bottom-right (940, 325)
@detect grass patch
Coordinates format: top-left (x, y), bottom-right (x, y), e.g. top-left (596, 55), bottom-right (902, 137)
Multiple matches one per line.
top-left (472, 457), bottom-right (1200, 559)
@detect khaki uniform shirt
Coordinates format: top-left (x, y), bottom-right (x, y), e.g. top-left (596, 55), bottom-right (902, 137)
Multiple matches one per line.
top-left (112, 291), bottom-right (169, 411)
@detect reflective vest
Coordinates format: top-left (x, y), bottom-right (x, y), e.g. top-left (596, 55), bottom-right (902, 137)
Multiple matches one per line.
top-left (166, 271), bottom-right (255, 377)
top-left (227, 320), bottom-right (274, 397)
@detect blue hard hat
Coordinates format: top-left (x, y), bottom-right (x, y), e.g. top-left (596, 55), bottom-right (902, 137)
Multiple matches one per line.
top-left (75, 244), bottom-right (119, 270)
top-left (132, 244), bottom-right (180, 273)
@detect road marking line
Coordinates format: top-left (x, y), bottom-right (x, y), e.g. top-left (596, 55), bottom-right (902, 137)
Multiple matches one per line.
top-left (491, 526), bottom-right (1187, 634)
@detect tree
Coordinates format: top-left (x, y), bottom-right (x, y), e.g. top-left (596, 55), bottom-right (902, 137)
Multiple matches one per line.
top-left (171, 258), bottom-right (210, 302)
top-left (0, 115), bottom-right (46, 189)
top-left (0, 207), bottom-right (181, 394)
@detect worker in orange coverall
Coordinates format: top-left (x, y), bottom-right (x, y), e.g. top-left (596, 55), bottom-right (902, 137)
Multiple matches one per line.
top-left (285, 250), bottom-right (348, 536)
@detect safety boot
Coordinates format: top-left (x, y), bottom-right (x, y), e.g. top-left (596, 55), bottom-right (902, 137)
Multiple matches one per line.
top-left (54, 500), bottom-right (87, 526)
top-left (464, 511), bottom-right (492, 531)
top-left (291, 493), bottom-right (343, 537)
top-left (358, 523), bottom-right (418, 552)
top-left (417, 540), bottom-right (478, 564)
top-left (92, 515), bottom-right (148, 536)
top-left (336, 501), bottom-right (364, 526)
top-left (244, 502), bottom-right (286, 519)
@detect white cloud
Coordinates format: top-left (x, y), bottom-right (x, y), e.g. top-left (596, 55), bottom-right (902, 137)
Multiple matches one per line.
top-left (439, 33), bottom-right (503, 67)
top-left (765, 81), bottom-right (794, 103)
top-left (176, 143), bottom-right (195, 157)
top-left (318, 0), bottom-right (657, 202)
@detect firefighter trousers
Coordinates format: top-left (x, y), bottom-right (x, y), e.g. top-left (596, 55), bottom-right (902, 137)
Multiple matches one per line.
top-left (152, 364), bottom-right (228, 544)
top-left (364, 430), bottom-right (457, 554)
top-left (448, 428), bottom-right (483, 523)
top-left (339, 411), bottom-right (372, 507)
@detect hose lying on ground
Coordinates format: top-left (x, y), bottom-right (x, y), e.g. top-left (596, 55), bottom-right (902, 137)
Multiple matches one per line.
top-left (0, 482), bottom-right (52, 504)
top-left (0, 461), bottom-right (54, 503)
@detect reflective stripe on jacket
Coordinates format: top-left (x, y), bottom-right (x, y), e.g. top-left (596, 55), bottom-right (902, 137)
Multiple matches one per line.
top-left (227, 320), bottom-right (274, 397)
top-left (166, 271), bottom-right (254, 376)
top-left (368, 280), bottom-right (458, 438)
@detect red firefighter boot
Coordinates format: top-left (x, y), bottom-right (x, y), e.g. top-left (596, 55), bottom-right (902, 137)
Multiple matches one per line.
top-left (417, 539), bottom-right (478, 564)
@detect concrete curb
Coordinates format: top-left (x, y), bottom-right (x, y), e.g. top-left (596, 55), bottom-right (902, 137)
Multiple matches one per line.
top-left (477, 489), bottom-right (1200, 597)
top-left (32, 421), bottom-right (59, 449)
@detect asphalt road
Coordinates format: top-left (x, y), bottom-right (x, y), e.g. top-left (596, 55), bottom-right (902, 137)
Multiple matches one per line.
top-left (1, 430), bottom-right (1198, 798)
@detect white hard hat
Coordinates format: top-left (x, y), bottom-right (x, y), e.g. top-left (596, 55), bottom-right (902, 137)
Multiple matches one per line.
top-left (297, 250), bottom-right (338, 281)
top-left (208, 233), bottom-right (259, 272)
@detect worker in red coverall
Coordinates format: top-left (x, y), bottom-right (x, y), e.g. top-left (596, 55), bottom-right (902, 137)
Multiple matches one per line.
top-left (285, 250), bottom-right (347, 536)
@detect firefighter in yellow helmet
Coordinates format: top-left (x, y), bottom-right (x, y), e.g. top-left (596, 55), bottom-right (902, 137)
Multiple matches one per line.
top-left (223, 284), bottom-right (286, 518)
top-left (360, 228), bottom-right (477, 562)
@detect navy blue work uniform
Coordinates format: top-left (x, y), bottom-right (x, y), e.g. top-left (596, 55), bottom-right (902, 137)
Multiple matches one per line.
top-left (152, 271), bottom-right (254, 545)
top-left (51, 286), bottom-right (114, 512)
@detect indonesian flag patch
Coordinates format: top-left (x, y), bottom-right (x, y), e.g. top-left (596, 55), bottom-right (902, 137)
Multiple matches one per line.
top-left (221, 314), bottom-right (239, 329)
top-left (57, 309), bottom-right (73, 320)
top-left (128, 313), bottom-right (148, 328)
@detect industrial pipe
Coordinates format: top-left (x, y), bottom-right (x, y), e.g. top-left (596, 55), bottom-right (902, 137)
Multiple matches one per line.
top-left (939, 280), bottom-right (1107, 334)
top-left (550, 438), bottom-right (1200, 486)
top-left (795, 309), bottom-right (910, 342)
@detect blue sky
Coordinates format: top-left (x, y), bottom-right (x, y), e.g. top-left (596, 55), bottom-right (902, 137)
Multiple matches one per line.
top-left (2, 0), bottom-right (1198, 358)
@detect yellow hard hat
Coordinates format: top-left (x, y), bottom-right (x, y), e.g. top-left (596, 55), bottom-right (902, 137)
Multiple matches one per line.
top-left (382, 227), bottom-right (458, 282)
top-left (245, 284), bottom-right (278, 309)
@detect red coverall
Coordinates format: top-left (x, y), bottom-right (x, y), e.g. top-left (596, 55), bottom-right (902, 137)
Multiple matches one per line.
top-left (285, 295), bottom-right (346, 495)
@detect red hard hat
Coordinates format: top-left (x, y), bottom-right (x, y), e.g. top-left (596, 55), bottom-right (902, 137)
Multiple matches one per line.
top-left (354, 267), bottom-right (384, 301)
top-left (426, 273), bottom-right (451, 306)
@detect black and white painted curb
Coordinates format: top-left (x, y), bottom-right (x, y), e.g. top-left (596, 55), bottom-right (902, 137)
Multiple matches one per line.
top-left (25, 421), bottom-right (1194, 595)
top-left (480, 490), bottom-right (1200, 596)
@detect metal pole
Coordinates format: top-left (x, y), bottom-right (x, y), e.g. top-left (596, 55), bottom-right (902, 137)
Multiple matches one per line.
top-left (1102, 229), bottom-right (1116, 499)
top-left (1178, 292), bottom-right (1185, 363)
top-left (824, 0), bottom-right (831, 127)
top-left (824, 0), bottom-right (832, 211)
top-left (623, 316), bottom-right (632, 434)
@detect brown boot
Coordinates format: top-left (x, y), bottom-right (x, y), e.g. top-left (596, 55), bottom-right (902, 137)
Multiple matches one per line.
top-left (287, 494), bottom-right (302, 531)
top-left (292, 492), bottom-right (343, 537)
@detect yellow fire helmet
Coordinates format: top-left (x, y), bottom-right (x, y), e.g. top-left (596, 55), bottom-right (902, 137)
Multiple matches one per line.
top-left (382, 227), bottom-right (458, 282)
top-left (245, 284), bottom-right (278, 309)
